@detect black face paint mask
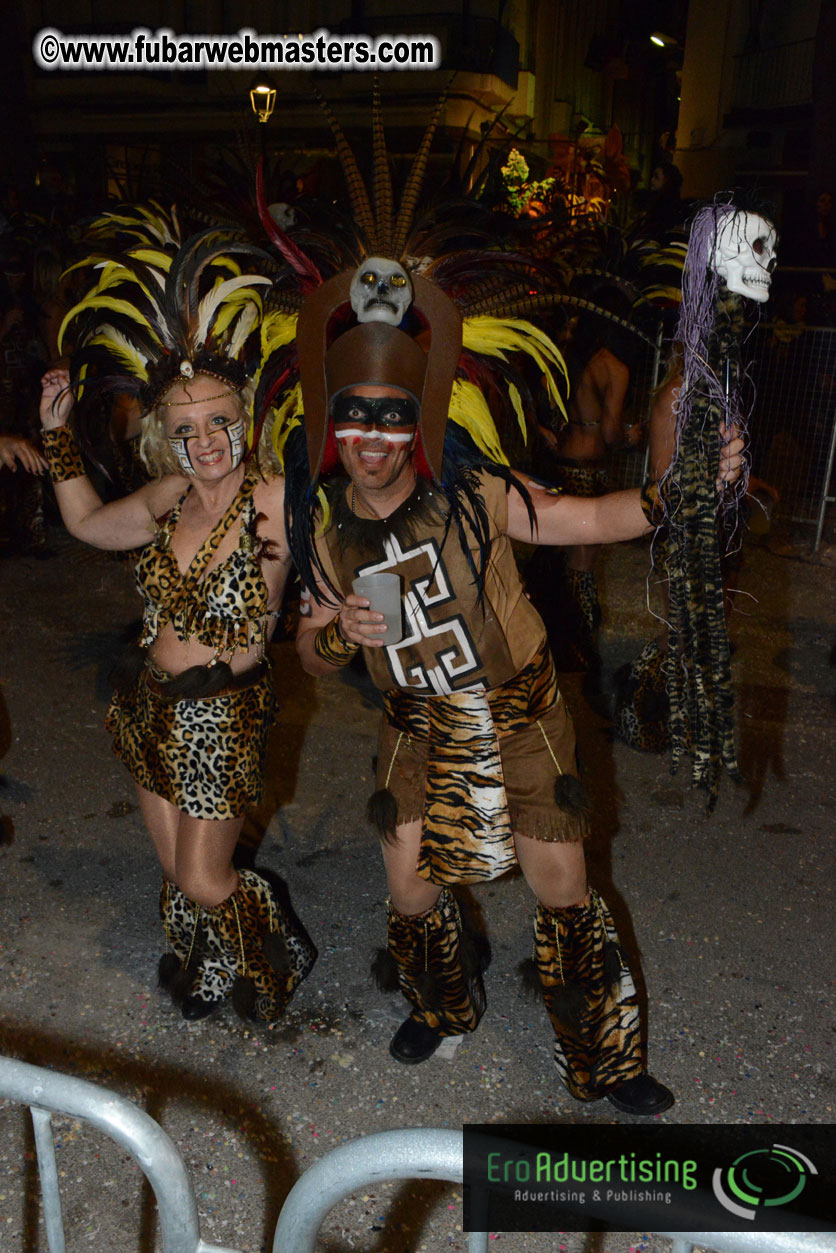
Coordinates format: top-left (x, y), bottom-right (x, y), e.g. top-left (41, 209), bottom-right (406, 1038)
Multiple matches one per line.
top-left (331, 394), bottom-right (418, 430)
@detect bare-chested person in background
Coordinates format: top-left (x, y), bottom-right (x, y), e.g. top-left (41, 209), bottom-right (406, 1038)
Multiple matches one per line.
top-left (531, 310), bottom-right (641, 672)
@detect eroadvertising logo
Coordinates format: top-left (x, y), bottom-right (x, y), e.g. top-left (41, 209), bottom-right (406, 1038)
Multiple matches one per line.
top-left (462, 1125), bottom-right (835, 1235)
top-left (712, 1144), bottom-right (817, 1220)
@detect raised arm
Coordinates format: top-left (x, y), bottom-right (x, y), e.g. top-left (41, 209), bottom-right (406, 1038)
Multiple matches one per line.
top-left (40, 368), bottom-right (185, 551)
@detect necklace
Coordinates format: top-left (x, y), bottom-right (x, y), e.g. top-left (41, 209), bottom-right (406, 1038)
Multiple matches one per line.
top-left (350, 483), bottom-right (380, 520)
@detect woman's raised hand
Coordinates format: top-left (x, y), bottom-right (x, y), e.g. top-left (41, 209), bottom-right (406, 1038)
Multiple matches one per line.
top-left (40, 368), bottom-right (74, 431)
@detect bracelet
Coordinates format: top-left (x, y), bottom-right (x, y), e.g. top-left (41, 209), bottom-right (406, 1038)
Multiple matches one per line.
top-left (42, 425), bottom-right (85, 482)
top-left (313, 614), bottom-right (360, 666)
top-left (639, 477), bottom-right (666, 525)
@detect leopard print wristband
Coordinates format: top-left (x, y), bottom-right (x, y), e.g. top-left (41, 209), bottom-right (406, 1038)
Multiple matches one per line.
top-left (42, 426), bottom-right (85, 482)
top-left (313, 615), bottom-right (360, 666)
top-left (639, 477), bottom-right (665, 525)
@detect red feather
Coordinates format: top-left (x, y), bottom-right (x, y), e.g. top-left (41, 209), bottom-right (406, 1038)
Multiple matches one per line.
top-left (256, 160), bottom-right (322, 289)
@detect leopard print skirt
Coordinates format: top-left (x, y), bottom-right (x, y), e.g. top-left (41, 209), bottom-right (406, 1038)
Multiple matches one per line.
top-left (106, 664), bottom-right (277, 819)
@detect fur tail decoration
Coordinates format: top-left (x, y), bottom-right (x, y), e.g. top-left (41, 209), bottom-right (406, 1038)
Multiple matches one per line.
top-left (367, 787), bottom-right (399, 842)
top-left (157, 952), bottom-right (182, 990)
top-left (544, 982), bottom-right (588, 1036)
top-left (231, 975), bottom-right (257, 1019)
top-left (371, 947), bottom-right (401, 992)
top-left (553, 774), bottom-right (591, 820)
top-left (603, 940), bottom-right (628, 992)
top-left (517, 956), bottom-right (543, 1001)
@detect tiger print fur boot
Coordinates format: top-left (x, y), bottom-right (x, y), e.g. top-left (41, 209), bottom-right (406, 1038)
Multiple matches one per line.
top-left (206, 869), bottom-right (318, 1023)
top-left (158, 881), bottom-right (236, 1021)
top-left (529, 891), bottom-right (674, 1115)
top-left (373, 889), bottom-right (489, 1063)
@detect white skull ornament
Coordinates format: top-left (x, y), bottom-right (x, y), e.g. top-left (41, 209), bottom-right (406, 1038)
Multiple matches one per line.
top-left (350, 257), bottom-right (413, 325)
top-left (710, 211), bottom-right (778, 303)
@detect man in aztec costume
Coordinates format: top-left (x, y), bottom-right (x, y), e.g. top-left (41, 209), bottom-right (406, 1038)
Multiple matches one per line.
top-left (262, 91), bottom-right (745, 1116)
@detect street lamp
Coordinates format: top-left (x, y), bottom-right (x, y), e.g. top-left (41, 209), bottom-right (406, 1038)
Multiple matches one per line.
top-left (249, 82), bottom-right (276, 124)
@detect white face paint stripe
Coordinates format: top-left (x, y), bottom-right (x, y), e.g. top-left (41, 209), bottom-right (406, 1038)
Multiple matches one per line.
top-left (226, 418), bottom-right (245, 468)
top-left (168, 416), bottom-right (246, 474)
top-left (334, 428), bottom-right (414, 443)
top-left (169, 437), bottom-right (196, 475)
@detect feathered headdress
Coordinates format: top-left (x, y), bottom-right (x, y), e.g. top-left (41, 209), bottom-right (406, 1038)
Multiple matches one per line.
top-left (60, 202), bottom-right (276, 469)
top-left (254, 84), bottom-right (582, 597)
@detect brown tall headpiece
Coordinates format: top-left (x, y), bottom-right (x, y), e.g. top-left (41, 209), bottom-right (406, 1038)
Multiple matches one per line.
top-left (296, 270), bottom-right (463, 481)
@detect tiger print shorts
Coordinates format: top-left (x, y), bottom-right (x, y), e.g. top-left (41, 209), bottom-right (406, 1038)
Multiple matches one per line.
top-left (106, 664), bottom-right (277, 820)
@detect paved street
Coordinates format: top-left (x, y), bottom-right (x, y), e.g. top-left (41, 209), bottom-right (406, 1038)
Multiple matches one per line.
top-left (1, 526), bottom-right (834, 1252)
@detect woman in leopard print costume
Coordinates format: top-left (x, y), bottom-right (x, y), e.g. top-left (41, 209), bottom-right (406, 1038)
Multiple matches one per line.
top-left (38, 219), bottom-right (316, 1025)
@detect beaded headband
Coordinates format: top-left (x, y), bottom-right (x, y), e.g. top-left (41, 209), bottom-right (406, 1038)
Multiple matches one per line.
top-left (152, 367), bottom-right (244, 410)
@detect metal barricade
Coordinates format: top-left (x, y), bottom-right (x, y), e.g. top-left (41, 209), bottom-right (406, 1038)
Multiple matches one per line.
top-left (273, 1127), bottom-right (836, 1253)
top-left (272, 1127), bottom-right (487, 1253)
top-left (606, 318), bottom-right (836, 550)
top-left (748, 322), bottom-right (836, 551)
top-left (5, 1053), bottom-right (836, 1253)
top-left (0, 1054), bottom-right (240, 1253)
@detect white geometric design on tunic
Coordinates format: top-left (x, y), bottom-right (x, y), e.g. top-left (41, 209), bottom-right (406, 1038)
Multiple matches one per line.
top-left (356, 532), bottom-right (482, 695)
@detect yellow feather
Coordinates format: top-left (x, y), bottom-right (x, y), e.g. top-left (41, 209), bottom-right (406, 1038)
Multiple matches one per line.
top-left (261, 310), bottom-right (297, 354)
top-left (462, 316), bottom-right (568, 421)
top-left (87, 263), bottom-right (165, 318)
top-left (268, 386), bottom-right (303, 470)
top-left (449, 380), bottom-right (508, 465)
top-left (315, 486), bottom-right (331, 538)
top-left (59, 295), bottom-right (157, 355)
top-left (196, 275), bottom-right (269, 345)
top-left (211, 286), bottom-right (264, 340)
top-left (125, 248), bottom-right (173, 272)
top-left (251, 312), bottom-right (299, 393)
top-left (87, 328), bottom-right (149, 380)
top-left (508, 382), bottom-right (527, 443)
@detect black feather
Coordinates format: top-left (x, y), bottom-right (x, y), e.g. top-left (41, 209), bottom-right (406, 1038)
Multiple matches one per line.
top-left (167, 961), bottom-right (198, 1004)
top-left (154, 662), bottom-right (235, 701)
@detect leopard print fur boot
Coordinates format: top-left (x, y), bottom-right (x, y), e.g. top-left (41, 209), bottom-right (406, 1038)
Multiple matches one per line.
top-left (207, 869), bottom-right (317, 1023)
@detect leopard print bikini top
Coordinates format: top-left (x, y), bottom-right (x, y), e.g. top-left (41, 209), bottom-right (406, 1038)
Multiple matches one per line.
top-left (135, 474), bottom-right (271, 659)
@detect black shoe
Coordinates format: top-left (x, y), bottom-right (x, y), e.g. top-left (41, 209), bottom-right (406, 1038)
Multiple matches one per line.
top-left (604, 1073), bottom-right (675, 1116)
top-left (389, 1016), bottom-right (443, 1064)
top-left (181, 994), bottom-right (221, 1021)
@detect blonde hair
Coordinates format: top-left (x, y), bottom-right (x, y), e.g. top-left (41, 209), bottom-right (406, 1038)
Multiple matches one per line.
top-left (139, 381), bottom-right (254, 477)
